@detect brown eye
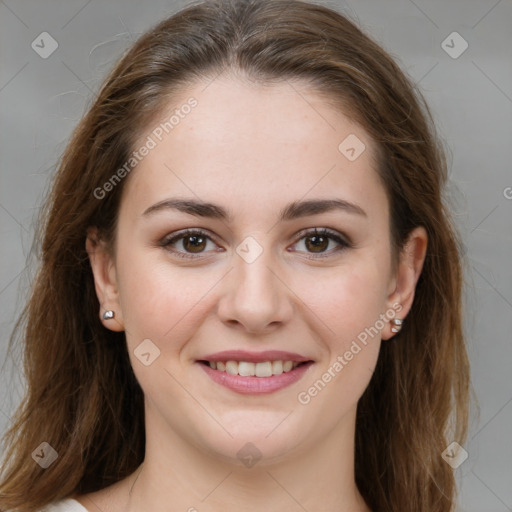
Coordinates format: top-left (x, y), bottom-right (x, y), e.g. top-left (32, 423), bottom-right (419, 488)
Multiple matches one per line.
top-left (182, 234), bottom-right (207, 253)
top-left (291, 228), bottom-right (351, 258)
top-left (304, 234), bottom-right (329, 253)
top-left (161, 229), bottom-right (219, 259)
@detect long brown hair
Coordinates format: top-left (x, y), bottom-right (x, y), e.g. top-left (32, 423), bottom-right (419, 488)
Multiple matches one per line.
top-left (0, 0), bottom-right (469, 510)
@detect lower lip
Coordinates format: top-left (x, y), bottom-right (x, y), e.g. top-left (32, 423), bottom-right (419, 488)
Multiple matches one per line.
top-left (198, 362), bottom-right (314, 394)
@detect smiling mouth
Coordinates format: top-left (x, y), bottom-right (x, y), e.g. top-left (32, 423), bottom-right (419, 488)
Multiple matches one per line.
top-left (198, 360), bottom-right (311, 377)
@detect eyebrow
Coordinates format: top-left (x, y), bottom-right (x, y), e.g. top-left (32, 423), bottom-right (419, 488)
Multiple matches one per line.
top-left (142, 197), bottom-right (367, 221)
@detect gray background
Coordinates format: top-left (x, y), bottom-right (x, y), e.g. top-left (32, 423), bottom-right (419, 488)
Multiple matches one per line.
top-left (0, 0), bottom-right (511, 510)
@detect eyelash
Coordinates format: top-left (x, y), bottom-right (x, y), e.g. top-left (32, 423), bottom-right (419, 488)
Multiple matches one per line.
top-left (159, 227), bottom-right (352, 260)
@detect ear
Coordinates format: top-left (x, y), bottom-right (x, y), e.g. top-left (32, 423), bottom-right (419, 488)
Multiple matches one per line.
top-left (86, 227), bottom-right (125, 332)
top-left (382, 226), bottom-right (427, 340)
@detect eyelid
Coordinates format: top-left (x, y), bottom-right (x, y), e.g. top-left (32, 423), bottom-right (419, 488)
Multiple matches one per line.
top-left (160, 228), bottom-right (218, 243)
top-left (288, 227), bottom-right (352, 258)
top-left (292, 226), bottom-right (352, 246)
top-left (159, 226), bottom-right (352, 259)
top-left (159, 228), bottom-right (221, 259)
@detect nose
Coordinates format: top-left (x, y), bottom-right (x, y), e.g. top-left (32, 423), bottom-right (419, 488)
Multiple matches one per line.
top-left (216, 248), bottom-right (294, 335)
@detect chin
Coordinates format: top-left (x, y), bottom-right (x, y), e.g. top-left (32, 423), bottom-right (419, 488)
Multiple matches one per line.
top-left (193, 411), bottom-right (314, 467)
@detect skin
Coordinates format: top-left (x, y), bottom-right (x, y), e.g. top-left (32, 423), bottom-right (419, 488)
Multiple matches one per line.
top-left (80, 74), bottom-right (427, 512)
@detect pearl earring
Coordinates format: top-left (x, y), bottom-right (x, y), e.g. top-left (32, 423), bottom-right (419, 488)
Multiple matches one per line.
top-left (391, 318), bottom-right (403, 333)
top-left (102, 310), bottom-right (115, 320)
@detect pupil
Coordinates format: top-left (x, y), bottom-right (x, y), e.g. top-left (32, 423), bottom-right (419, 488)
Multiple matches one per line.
top-left (184, 235), bottom-right (205, 252)
top-left (306, 235), bottom-right (328, 252)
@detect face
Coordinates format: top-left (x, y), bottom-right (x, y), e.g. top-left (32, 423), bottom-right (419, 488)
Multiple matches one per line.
top-left (89, 74), bottom-right (423, 466)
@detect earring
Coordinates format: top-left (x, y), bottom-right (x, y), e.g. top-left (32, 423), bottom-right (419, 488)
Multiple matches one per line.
top-left (391, 318), bottom-right (403, 333)
top-left (102, 310), bottom-right (115, 320)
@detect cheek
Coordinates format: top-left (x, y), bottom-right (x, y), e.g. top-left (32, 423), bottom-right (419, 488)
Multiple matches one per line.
top-left (300, 258), bottom-right (389, 337)
top-left (115, 258), bottom-right (219, 402)
top-left (115, 251), bottom-right (209, 348)
top-left (294, 267), bottom-right (385, 415)
top-left (296, 258), bottom-right (388, 380)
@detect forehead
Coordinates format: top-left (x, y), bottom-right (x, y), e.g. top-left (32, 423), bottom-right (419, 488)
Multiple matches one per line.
top-left (122, 75), bottom-right (387, 222)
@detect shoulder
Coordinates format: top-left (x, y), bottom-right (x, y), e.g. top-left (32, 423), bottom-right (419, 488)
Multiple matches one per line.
top-left (35, 499), bottom-right (89, 512)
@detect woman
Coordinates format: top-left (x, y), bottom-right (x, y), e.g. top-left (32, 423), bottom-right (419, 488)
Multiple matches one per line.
top-left (0, 0), bottom-right (470, 510)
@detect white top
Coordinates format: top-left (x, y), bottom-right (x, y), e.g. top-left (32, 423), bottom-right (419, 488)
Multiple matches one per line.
top-left (38, 499), bottom-right (88, 512)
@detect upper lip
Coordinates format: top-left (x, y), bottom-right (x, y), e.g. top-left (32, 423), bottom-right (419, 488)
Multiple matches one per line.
top-left (199, 350), bottom-right (312, 363)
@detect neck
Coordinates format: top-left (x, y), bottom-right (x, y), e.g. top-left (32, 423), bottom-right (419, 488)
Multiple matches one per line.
top-left (119, 405), bottom-right (369, 512)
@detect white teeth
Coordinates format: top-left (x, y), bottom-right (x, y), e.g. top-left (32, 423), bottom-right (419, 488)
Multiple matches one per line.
top-left (225, 361), bottom-right (238, 375)
top-left (255, 361), bottom-right (273, 377)
top-left (283, 361), bottom-right (293, 372)
top-left (206, 360), bottom-right (304, 377)
top-left (238, 361), bottom-right (255, 376)
top-left (272, 360), bottom-right (283, 375)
